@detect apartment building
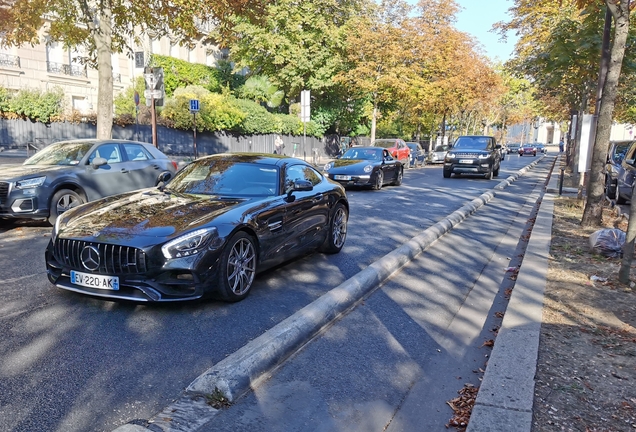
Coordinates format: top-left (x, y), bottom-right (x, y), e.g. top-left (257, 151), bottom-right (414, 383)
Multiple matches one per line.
top-left (0, 27), bottom-right (225, 114)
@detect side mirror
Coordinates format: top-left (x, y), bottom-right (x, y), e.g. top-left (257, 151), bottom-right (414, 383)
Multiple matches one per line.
top-left (92, 157), bottom-right (107, 168)
top-left (156, 172), bottom-right (172, 190)
top-left (285, 180), bottom-right (313, 200)
top-left (627, 158), bottom-right (636, 166)
top-left (495, 144), bottom-right (502, 149)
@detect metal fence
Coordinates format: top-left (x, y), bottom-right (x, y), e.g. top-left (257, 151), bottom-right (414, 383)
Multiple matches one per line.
top-left (0, 119), bottom-right (354, 161)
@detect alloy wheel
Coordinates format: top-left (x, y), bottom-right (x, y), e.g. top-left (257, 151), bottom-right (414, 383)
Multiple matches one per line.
top-left (226, 238), bottom-right (256, 296)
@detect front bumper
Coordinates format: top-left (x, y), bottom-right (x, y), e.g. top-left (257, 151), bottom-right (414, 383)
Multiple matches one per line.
top-left (45, 240), bottom-right (220, 302)
top-left (324, 172), bottom-right (374, 187)
top-left (0, 181), bottom-right (50, 220)
top-left (444, 160), bottom-right (491, 174)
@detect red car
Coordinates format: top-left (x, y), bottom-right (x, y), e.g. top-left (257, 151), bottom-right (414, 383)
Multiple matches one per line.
top-left (519, 144), bottom-right (537, 156)
top-left (372, 138), bottom-right (411, 168)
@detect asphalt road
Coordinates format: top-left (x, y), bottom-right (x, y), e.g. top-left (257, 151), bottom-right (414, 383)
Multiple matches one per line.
top-left (0, 152), bottom-right (547, 432)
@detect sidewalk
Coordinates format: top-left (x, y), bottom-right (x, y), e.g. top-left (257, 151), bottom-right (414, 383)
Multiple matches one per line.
top-left (115, 156), bottom-right (555, 432)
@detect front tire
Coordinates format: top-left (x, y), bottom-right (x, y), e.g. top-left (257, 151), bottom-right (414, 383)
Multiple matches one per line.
top-left (321, 203), bottom-right (348, 254)
top-left (372, 170), bottom-right (384, 190)
top-left (217, 231), bottom-right (257, 302)
top-left (484, 168), bottom-right (493, 180)
top-left (443, 169), bottom-right (451, 178)
top-left (493, 165), bottom-right (499, 177)
top-left (49, 189), bottom-right (84, 225)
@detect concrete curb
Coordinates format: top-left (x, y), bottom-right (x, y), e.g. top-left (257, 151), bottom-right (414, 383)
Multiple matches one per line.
top-left (113, 155), bottom-right (549, 432)
top-left (467, 161), bottom-right (556, 432)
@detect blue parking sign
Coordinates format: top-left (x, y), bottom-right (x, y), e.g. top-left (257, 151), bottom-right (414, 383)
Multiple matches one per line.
top-left (190, 99), bottom-right (200, 112)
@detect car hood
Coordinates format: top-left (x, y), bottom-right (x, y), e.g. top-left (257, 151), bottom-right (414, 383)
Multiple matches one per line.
top-left (0, 164), bottom-right (72, 181)
top-left (329, 159), bottom-right (378, 171)
top-left (58, 189), bottom-right (247, 242)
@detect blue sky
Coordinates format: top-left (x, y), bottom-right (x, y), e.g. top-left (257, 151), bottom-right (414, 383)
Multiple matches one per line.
top-left (454, 0), bottom-right (519, 61)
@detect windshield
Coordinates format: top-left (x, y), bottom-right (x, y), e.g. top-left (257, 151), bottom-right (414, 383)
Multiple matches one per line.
top-left (167, 159), bottom-right (279, 196)
top-left (23, 141), bottom-right (94, 166)
top-left (453, 137), bottom-right (491, 150)
top-left (434, 145), bottom-right (449, 152)
top-left (341, 148), bottom-right (383, 161)
top-left (373, 140), bottom-right (395, 149)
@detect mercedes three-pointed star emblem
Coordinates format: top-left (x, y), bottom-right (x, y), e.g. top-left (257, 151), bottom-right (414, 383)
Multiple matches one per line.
top-left (80, 246), bottom-right (100, 271)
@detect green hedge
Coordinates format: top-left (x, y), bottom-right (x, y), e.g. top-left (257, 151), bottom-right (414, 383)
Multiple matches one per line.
top-left (0, 87), bottom-right (64, 123)
top-left (150, 55), bottom-right (222, 96)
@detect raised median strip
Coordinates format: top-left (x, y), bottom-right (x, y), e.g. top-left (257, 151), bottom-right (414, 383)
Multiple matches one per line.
top-left (114, 155), bottom-right (549, 432)
top-left (467, 157), bottom-right (557, 432)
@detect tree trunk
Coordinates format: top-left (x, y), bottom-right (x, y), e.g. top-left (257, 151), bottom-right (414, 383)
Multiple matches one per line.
top-left (581, 1), bottom-right (631, 227)
top-left (370, 102), bottom-right (377, 143)
top-left (94, 4), bottom-right (114, 140)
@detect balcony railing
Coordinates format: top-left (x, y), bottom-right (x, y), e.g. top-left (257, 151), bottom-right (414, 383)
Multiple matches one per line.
top-left (47, 61), bottom-right (87, 77)
top-left (0, 53), bottom-right (20, 68)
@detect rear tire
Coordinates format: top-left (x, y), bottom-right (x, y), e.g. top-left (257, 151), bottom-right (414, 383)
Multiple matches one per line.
top-left (217, 232), bottom-right (257, 302)
top-left (616, 187), bottom-right (628, 205)
top-left (392, 167), bottom-right (403, 186)
top-left (320, 203), bottom-right (348, 254)
top-left (49, 189), bottom-right (84, 225)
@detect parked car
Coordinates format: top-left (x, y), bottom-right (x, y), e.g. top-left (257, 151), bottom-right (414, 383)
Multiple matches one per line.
top-left (443, 135), bottom-right (502, 179)
top-left (0, 139), bottom-right (178, 225)
top-left (605, 140), bottom-right (633, 201)
top-left (324, 147), bottom-right (402, 190)
top-left (519, 144), bottom-right (537, 156)
top-left (427, 144), bottom-right (450, 164)
top-left (372, 138), bottom-right (411, 168)
top-left (613, 141), bottom-right (636, 204)
top-left (535, 143), bottom-right (547, 154)
top-left (45, 153), bottom-right (349, 302)
top-left (507, 143), bottom-right (521, 154)
top-left (406, 142), bottom-right (426, 168)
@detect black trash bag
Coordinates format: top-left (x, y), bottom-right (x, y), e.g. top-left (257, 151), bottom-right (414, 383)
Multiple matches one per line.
top-left (589, 228), bottom-right (626, 258)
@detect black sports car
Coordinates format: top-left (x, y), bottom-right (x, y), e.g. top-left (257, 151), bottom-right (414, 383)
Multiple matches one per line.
top-left (45, 154), bottom-right (349, 302)
top-left (323, 147), bottom-right (403, 190)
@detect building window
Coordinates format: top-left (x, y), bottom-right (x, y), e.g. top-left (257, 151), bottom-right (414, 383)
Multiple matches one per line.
top-left (135, 52), bottom-right (144, 68)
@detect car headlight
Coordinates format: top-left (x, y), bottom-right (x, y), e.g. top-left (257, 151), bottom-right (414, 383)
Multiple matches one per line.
top-left (364, 165), bottom-right (373, 173)
top-left (324, 162), bottom-right (334, 171)
top-left (447, 153), bottom-right (455, 158)
top-left (15, 176), bottom-right (46, 189)
top-left (478, 154), bottom-right (490, 159)
top-left (161, 227), bottom-right (219, 259)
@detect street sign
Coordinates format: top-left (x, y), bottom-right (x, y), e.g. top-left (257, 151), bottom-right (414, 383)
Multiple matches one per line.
top-left (190, 99), bottom-right (200, 113)
top-left (134, 91), bottom-right (140, 106)
top-left (144, 89), bottom-right (163, 99)
top-left (300, 89), bottom-right (310, 123)
top-left (143, 73), bottom-right (155, 89)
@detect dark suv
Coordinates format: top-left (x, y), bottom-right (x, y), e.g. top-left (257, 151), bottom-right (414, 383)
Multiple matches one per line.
top-left (443, 136), bottom-right (502, 179)
top-left (614, 140), bottom-right (636, 204)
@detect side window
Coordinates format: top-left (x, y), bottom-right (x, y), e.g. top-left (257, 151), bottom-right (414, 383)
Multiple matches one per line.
top-left (285, 164), bottom-right (322, 190)
top-left (88, 143), bottom-right (122, 164)
top-left (123, 143), bottom-right (152, 161)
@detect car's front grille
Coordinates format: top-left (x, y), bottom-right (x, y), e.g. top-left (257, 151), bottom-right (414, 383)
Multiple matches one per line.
top-left (0, 182), bottom-right (9, 206)
top-left (455, 152), bottom-right (482, 158)
top-left (52, 239), bottom-right (148, 274)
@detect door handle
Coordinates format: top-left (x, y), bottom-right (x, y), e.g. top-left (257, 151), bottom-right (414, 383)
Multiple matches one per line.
top-left (313, 194), bottom-right (323, 202)
top-left (120, 169), bottom-right (129, 174)
top-left (153, 164), bottom-right (160, 170)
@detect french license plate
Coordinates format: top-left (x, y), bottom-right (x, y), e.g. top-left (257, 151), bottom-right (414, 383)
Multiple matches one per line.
top-left (71, 270), bottom-right (119, 290)
top-left (459, 159), bottom-right (472, 164)
top-left (334, 175), bottom-right (351, 180)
